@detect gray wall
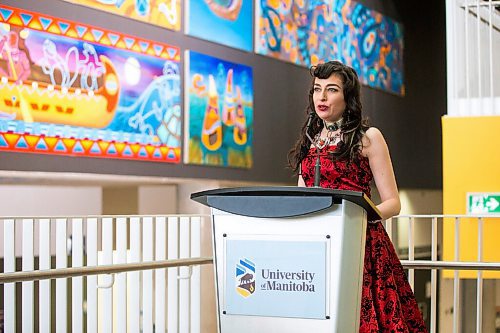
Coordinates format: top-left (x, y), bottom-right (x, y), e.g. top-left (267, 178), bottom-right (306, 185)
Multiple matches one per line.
top-left (0, 0), bottom-right (446, 189)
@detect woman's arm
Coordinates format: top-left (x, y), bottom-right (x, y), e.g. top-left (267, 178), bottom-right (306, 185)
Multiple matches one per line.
top-left (363, 127), bottom-right (401, 219)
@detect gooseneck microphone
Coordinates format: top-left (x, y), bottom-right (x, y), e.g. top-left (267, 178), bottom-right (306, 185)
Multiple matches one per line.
top-left (314, 154), bottom-right (321, 187)
top-left (305, 112), bottom-right (314, 131)
top-left (304, 112), bottom-right (315, 147)
top-left (304, 112), bottom-right (321, 188)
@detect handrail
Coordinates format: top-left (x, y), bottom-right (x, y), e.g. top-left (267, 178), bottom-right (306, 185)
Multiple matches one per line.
top-left (2, 257), bottom-right (499, 284)
top-left (401, 260), bottom-right (500, 270)
top-left (0, 214), bottom-right (210, 219)
top-left (0, 257), bottom-right (213, 284)
top-left (395, 214), bottom-right (500, 218)
top-left (1, 214), bottom-right (497, 219)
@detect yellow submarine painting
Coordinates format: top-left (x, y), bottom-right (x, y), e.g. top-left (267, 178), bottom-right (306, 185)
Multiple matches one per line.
top-left (64, 0), bottom-right (181, 31)
top-left (0, 5), bottom-right (182, 163)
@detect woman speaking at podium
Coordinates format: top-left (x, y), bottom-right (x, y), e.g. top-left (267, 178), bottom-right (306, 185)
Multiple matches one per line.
top-left (288, 61), bottom-right (427, 332)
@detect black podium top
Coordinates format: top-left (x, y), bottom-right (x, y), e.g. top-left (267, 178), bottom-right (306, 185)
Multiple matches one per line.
top-left (190, 186), bottom-right (381, 221)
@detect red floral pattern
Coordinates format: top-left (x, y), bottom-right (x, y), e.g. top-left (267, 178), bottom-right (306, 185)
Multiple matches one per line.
top-left (301, 146), bottom-right (427, 332)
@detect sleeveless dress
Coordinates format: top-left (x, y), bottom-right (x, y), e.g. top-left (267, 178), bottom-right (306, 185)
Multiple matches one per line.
top-left (301, 146), bottom-right (427, 333)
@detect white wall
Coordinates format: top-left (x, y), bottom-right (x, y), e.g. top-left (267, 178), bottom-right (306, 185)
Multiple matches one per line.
top-left (0, 185), bottom-right (102, 257)
top-left (138, 185), bottom-right (177, 214)
top-left (0, 185), bottom-right (102, 216)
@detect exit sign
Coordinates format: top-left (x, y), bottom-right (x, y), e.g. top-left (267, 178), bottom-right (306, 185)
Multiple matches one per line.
top-left (467, 193), bottom-right (500, 215)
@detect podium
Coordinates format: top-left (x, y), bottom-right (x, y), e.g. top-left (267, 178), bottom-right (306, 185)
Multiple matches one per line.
top-left (191, 186), bottom-right (381, 333)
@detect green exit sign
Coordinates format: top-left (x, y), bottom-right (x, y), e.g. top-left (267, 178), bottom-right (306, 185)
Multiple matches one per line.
top-left (467, 193), bottom-right (500, 215)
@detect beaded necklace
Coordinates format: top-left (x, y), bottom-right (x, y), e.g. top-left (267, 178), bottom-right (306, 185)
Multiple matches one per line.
top-left (313, 119), bottom-right (343, 149)
top-left (314, 130), bottom-right (341, 149)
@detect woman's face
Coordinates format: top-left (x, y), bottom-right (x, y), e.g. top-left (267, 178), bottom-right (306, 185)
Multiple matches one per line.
top-left (312, 74), bottom-right (346, 123)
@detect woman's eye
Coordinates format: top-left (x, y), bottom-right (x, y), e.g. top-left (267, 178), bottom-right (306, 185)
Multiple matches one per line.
top-left (328, 88), bottom-right (336, 93)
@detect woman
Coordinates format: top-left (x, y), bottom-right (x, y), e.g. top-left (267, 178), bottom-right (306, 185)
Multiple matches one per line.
top-left (288, 61), bottom-right (427, 332)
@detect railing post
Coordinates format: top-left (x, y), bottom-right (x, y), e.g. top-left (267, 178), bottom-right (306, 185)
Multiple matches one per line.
top-left (476, 0), bottom-right (482, 105)
top-left (190, 216), bottom-right (202, 333)
top-left (71, 218), bottom-right (84, 333)
top-left (128, 217), bottom-right (141, 332)
top-left (453, 216), bottom-right (461, 333)
top-left (155, 216), bottom-right (167, 333)
top-left (430, 217), bottom-right (438, 333)
top-left (100, 217), bottom-right (114, 332)
top-left (86, 217), bottom-right (98, 333)
top-left (168, 216), bottom-right (180, 332)
top-left (22, 219), bottom-right (35, 333)
top-left (445, 0), bottom-right (457, 115)
top-left (39, 218), bottom-right (51, 333)
top-left (408, 216), bottom-right (415, 290)
top-left (56, 218), bottom-right (68, 333)
top-left (476, 216), bottom-right (483, 333)
top-left (179, 216), bottom-right (191, 333)
top-left (142, 216), bottom-right (154, 333)
top-left (488, 0), bottom-right (494, 112)
top-left (3, 219), bottom-right (16, 333)
top-left (464, 0), bottom-right (470, 101)
top-left (115, 217), bottom-right (128, 333)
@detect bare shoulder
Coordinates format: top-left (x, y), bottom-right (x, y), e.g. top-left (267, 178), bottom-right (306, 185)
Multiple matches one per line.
top-left (361, 127), bottom-right (387, 157)
top-left (365, 127), bottom-right (384, 141)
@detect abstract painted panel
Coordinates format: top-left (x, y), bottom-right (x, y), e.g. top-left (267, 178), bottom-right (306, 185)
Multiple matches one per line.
top-left (63, 0), bottom-right (181, 31)
top-left (185, 51), bottom-right (253, 168)
top-left (256, 0), bottom-right (404, 95)
top-left (186, 0), bottom-right (253, 52)
top-left (0, 5), bottom-right (182, 163)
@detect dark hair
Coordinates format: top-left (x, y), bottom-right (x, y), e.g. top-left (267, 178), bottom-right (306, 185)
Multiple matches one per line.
top-left (287, 61), bottom-right (369, 173)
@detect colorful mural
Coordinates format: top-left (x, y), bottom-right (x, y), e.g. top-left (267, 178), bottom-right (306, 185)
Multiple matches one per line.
top-left (185, 51), bottom-right (253, 168)
top-left (186, 0), bottom-right (253, 52)
top-left (63, 0), bottom-right (181, 31)
top-left (0, 5), bottom-right (182, 163)
top-left (255, 0), bottom-right (405, 95)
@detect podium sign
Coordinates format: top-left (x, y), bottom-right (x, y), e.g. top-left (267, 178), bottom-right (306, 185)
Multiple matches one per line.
top-left (191, 187), bottom-right (381, 333)
top-left (225, 238), bottom-right (328, 319)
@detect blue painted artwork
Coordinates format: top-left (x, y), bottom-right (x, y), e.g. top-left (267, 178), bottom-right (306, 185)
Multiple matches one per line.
top-left (185, 50), bottom-right (253, 168)
top-left (186, 0), bottom-right (253, 52)
top-left (256, 0), bottom-right (405, 95)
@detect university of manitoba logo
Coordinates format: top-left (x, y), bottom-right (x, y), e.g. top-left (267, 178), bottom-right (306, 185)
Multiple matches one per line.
top-left (236, 258), bottom-right (256, 298)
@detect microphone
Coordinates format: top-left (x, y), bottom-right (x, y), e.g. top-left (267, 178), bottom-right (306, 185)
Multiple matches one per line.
top-left (304, 112), bottom-right (321, 188)
top-left (305, 112), bottom-right (314, 133)
top-left (314, 155), bottom-right (321, 187)
top-left (304, 112), bottom-right (315, 142)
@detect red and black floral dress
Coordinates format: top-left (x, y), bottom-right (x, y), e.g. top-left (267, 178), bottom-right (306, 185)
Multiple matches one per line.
top-left (301, 146), bottom-right (428, 333)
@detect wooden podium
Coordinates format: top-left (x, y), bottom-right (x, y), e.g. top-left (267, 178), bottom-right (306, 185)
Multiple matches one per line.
top-left (191, 186), bottom-right (381, 333)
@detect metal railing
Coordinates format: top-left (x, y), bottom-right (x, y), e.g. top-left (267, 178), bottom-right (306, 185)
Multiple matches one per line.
top-left (387, 214), bottom-right (500, 333)
top-left (446, 0), bottom-right (499, 116)
top-left (0, 257), bottom-right (213, 284)
top-left (0, 215), bottom-right (208, 333)
top-left (1, 214), bottom-right (499, 333)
